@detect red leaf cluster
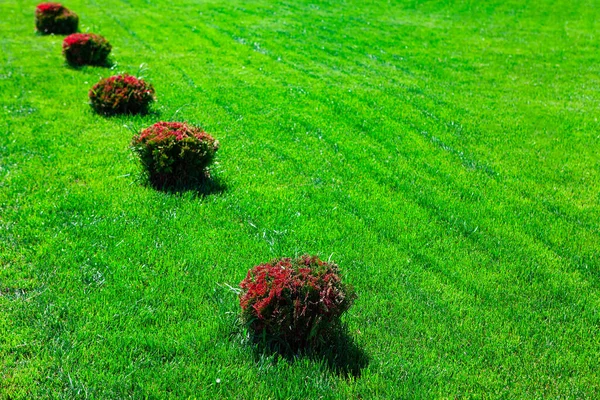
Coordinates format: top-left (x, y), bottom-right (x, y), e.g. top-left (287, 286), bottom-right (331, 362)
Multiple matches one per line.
top-left (36, 2), bottom-right (63, 14)
top-left (136, 121), bottom-right (216, 143)
top-left (63, 33), bottom-right (90, 47)
top-left (89, 74), bottom-right (155, 116)
top-left (239, 255), bottom-right (356, 350)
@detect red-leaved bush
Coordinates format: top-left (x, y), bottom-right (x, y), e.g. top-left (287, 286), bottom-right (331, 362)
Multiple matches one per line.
top-left (89, 74), bottom-right (155, 116)
top-left (35, 3), bottom-right (78, 35)
top-left (131, 121), bottom-right (219, 188)
top-left (239, 255), bottom-right (356, 350)
top-left (62, 33), bottom-right (111, 66)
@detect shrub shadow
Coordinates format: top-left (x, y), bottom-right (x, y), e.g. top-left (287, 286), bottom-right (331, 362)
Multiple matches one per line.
top-left (248, 328), bottom-right (369, 378)
top-left (65, 57), bottom-right (115, 70)
top-left (150, 175), bottom-right (227, 197)
top-left (91, 107), bottom-right (161, 119)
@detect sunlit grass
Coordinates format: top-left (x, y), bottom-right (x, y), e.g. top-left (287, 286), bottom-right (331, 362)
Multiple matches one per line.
top-left (1, 0), bottom-right (599, 398)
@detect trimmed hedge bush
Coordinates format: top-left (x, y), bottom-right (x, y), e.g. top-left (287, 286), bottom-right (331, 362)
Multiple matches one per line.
top-left (89, 74), bottom-right (155, 116)
top-left (239, 255), bottom-right (356, 351)
top-left (63, 33), bottom-right (111, 66)
top-left (35, 3), bottom-right (78, 35)
top-left (131, 121), bottom-right (219, 188)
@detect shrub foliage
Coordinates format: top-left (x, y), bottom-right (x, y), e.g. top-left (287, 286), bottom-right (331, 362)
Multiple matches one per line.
top-left (35, 3), bottom-right (78, 35)
top-left (239, 255), bottom-right (356, 351)
top-left (63, 33), bottom-right (111, 66)
top-left (131, 121), bottom-right (220, 188)
top-left (89, 74), bottom-right (155, 116)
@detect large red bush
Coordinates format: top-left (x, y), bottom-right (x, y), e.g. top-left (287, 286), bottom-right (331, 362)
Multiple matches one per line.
top-left (131, 121), bottom-right (219, 188)
top-left (62, 33), bottom-right (111, 66)
top-left (89, 74), bottom-right (155, 116)
top-left (35, 3), bottom-right (78, 35)
top-left (239, 255), bottom-right (356, 351)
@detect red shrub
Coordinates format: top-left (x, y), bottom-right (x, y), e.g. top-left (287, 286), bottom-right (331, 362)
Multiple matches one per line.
top-left (239, 255), bottom-right (356, 350)
top-left (131, 121), bottom-right (219, 188)
top-left (89, 74), bottom-right (155, 116)
top-left (35, 3), bottom-right (78, 35)
top-left (62, 33), bottom-right (111, 66)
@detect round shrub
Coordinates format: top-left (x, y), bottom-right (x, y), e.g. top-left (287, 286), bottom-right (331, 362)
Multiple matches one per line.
top-left (131, 121), bottom-right (220, 188)
top-left (35, 3), bottom-right (78, 35)
top-left (62, 33), bottom-right (111, 66)
top-left (89, 74), bottom-right (155, 116)
top-left (239, 255), bottom-right (356, 351)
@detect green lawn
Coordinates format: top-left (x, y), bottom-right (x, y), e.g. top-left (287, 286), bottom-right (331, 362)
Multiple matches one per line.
top-left (1, 0), bottom-right (599, 398)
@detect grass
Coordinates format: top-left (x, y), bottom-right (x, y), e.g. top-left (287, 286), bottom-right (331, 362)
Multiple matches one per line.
top-left (1, 0), bottom-right (599, 397)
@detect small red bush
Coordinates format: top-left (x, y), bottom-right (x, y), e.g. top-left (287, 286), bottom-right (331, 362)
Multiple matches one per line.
top-left (35, 3), bottom-right (78, 35)
top-left (62, 33), bottom-right (111, 66)
top-left (131, 121), bottom-right (219, 188)
top-left (89, 74), bottom-right (155, 116)
top-left (239, 255), bottom-right (356, 350)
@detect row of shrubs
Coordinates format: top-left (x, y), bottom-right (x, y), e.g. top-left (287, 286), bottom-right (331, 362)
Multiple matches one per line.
top-left (36, 3), bottom-right (217, 189)
top-left (36, 4), bottom-right (111, 66)
top-left (35, 3), bottom-right (356, 353)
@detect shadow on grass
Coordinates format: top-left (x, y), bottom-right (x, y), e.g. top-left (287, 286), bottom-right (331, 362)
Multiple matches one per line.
top-left (214, 283), bottom-right (368, 378)
top-left (248, 328), bottom-right (369, 378)
top-left (149, 175), bottom-right (227, 197)
top-left (65, 57), bottom-right (116, 70)
top-left (90, 107), bottom-right (161, 119)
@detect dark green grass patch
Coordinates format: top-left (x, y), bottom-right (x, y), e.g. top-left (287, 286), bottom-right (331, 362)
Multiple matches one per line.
top-left (1, 0), bottom-right (599, 398)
